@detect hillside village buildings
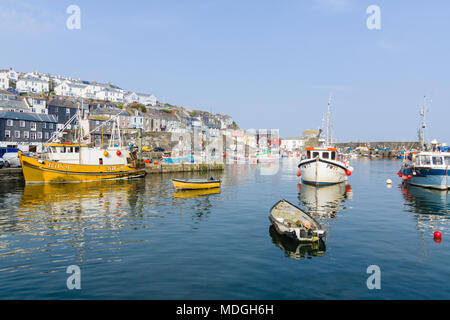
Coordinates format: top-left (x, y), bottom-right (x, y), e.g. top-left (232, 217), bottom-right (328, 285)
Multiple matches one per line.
top-left (0, 67), bottom-right (239, 153)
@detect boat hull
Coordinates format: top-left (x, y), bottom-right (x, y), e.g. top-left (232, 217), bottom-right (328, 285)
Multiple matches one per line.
top-left (402, 166), bottom-right (449, 190)
top-left (299, 158), bottom-right (348, 185)
top-left (19, 152), bottom-right (146, 184)
top-left (172, 179), bottom-right (220, 190)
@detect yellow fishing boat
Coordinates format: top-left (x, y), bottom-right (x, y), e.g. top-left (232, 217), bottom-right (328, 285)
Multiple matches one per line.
top-left (172, 178), bottom-right (220, 190)
top-left (18, 115), bottom-right (146, 184)
top-left (19, 144), bottom-right (146, 184)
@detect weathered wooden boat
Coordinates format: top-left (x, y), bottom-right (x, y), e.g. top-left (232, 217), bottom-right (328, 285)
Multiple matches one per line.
top-left (269, 199), bottom-right (325, 242)
top-left (172, 177), bottom-right (220, 190)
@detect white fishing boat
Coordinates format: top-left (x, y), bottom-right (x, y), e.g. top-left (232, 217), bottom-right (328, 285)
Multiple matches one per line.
top-left (399, 97), bottom-right (450, 190)
top-left (297, 96), bottom-right (353, 185)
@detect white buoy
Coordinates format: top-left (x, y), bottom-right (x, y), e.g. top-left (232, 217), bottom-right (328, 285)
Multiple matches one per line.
top-left (386, 179), bottom-right (392, 185)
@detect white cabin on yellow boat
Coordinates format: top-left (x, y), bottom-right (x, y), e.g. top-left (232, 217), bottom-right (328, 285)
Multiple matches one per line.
top-left (44, 143), bottom-right (131, 166)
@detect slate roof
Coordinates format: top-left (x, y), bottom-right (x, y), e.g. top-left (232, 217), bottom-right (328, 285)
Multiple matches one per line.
top-left (0, 111), bottom-right (57, 122)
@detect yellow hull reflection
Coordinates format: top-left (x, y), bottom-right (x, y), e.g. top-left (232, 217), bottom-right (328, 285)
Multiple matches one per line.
top-left (172, 179), bottom-right (220, 190)
top-left (173, 187), bottom-right (220, 198)
top-left (19, 152), bottom-right (146, 184)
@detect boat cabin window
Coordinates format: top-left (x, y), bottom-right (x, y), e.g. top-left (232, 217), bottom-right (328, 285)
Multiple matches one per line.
top-left (420, 155), bottom-right (431, 166)
top-left (75, 147), bottom-right (80, 153)
top-left (312, 152), bottom-right (319, 158)
top-left (307, 151), bottom-right (311, 159)
top-left (445, 156), bottom-right (450, 166)
top-left (432, 156), bottom-right (443, 165)
top-left (331, 152), bottom-right (336, 160)
top-left (322, 152), bottom-right (329, 159)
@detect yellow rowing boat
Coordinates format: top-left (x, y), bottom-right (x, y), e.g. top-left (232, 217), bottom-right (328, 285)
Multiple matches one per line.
top-left (172, 178), bottom-right (220, 190)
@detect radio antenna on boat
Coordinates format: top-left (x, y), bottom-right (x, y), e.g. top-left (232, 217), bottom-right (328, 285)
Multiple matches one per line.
top-left (418, 95), bottom-right (427, 151)
top-left (326, 93), bottom-right (333, 146)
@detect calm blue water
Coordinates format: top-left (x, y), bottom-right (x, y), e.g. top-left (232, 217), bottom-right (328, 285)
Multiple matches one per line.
top-left (1, 159), bottom-right (450, 299)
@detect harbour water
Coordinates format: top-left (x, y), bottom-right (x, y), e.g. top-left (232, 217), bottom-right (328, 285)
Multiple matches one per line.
top-left (1, 159), bottom-right (450, 299)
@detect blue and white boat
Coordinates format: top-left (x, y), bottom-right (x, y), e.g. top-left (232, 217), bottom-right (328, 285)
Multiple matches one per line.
top-left (399, 97), bottom-right (450, 190)
top-left (401, 151), bottom-right (450, 190)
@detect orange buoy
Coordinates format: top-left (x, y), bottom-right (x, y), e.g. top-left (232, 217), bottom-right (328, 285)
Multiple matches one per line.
top-left (296, 169), bottom-right (301, 177)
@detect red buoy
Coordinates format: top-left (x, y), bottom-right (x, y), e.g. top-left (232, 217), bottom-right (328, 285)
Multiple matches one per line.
top-left (116, 150), bottom-right (122, 156)
top-left (297, 169), bottom-right (301, 177)
top-left (434, 231), bottom-right (442, 239)
top-left (402, 175), bottom-right (408, 181)
top-left (408, 174), bottom-right (412, 179)
top-left (397, 171), bottom-right (402, 177)
top-left (346, 170), bottom-right (352, 176)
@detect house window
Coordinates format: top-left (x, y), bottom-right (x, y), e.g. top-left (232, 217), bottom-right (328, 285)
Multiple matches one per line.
top-left (24, 131), bottom-right (29, 139)
top-left (37, 132), bottom-right (42, 139)
top-left (5, 130), bottom-right (11, 138)
top-left (44, 132), bottom-right (49, 139)
top-left (30, 132), bottom-right (36, 140)
top-left (30, 122), bottom-right (37, 131)
top-left (19, 120), bottom-right (25, 127)
top-left (6, 119), bottom-right (13, 126)
top-left (66, 108), bottom-right (70, 114)
top-left (14, 131), bottom-right (20, 138)
top-left (43, 122), bottom-right (46, 129)
top-left (49, 123), bottom-right (53, 129)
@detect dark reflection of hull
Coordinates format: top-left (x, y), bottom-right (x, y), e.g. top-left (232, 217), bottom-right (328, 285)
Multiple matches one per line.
top-left (401, 184), bottom-right (450, 235)
top-left (402, 184), bottom-right (450, 215)
top-left (297, 183), bottom-right (351, 218)
top-left (269, 226), bottom-right (326, 260)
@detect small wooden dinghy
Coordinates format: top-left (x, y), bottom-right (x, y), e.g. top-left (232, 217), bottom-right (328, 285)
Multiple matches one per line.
top-left (172, 177), bottom-right (220, 190)
top-left (269, 199), bottom-right (325, 242)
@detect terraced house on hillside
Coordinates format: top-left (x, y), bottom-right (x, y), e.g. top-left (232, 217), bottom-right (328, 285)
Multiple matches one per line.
top-left (0, 111), bottom-right (58, 152)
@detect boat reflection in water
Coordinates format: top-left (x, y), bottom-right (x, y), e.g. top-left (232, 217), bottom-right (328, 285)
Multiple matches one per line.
top-left (268, 225), bottom-right (326, 260)
top-left (18, 179), bottom-right (146, 230)
top-left (173, 187), bottom-right (220, 199)
top-left (297, 183), bottom-right (352, 218)
top-left (401, 184), bottom-right (450, 237)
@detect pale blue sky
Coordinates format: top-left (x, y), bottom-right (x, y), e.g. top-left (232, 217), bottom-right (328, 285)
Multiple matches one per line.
top-left (1, 0), bottom-right (450, 142)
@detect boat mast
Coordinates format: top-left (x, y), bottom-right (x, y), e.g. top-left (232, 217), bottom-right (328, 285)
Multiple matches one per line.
top-left (326, 94), bottom-right (332, 146)
top-left (418, 96), bottom-right (426, 151)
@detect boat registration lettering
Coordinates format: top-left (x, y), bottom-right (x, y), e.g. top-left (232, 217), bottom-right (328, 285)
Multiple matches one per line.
top-left (326, 164), bottom-right (339, 171)
top-left (47, 162), bottom-right (70, 170)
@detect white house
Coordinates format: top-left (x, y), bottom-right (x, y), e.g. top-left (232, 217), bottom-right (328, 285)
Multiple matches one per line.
top-left (26, 97), bottom-right (47, 114)
top-left (129, 110), bottom-right (144, 129)
top-left (0, 73), bottom-right (9, 90)
top-left (0, 68), bottom-right (20, 81)
top-left (280, 137), bottom-right (304, 152)
top-left (95, 87), bottom-right (124, 102)
top-left (124, 92), bottom-right (157, 106)
top-left (16, 77), bottom-right (50, 94)
top-left (54, 80), bottom-right (87, 97)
